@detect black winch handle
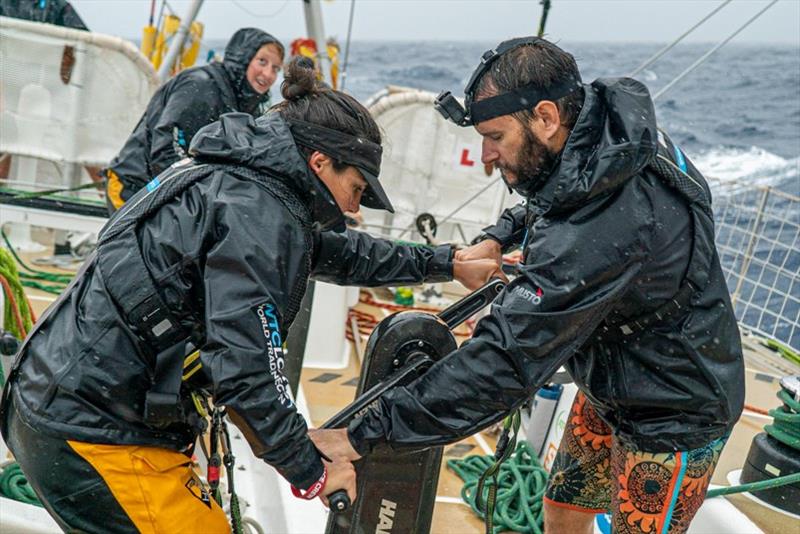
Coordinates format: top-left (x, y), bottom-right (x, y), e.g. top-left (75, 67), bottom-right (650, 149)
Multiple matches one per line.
top-left (438, 277), bottom-right (506, 329)
top-left (320, 278), bottom-right (507, 515)
top-left (328, 490), bottom-right (350, 513)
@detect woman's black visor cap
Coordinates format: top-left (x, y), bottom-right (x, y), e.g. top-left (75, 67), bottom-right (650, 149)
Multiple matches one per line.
top-left (288, 119), bottom-right (394, 213)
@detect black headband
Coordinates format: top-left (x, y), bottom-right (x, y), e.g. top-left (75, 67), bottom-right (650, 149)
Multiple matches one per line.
top-left (286, 118), bottom-right (394, 212)
top-left (469, 76), bottom-right (582, 124)
top-left (434, 36), bottom-right (583, 126)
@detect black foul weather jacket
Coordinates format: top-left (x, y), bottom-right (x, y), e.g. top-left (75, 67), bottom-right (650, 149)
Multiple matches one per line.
top-left (1, 112), bottom-right (453, 490)
top-left (349, 78), bottom-right (744, 454)
top-left (0, 0), bottom-right (88, 30)
top-left (104, 28), bottom-right (281, 212)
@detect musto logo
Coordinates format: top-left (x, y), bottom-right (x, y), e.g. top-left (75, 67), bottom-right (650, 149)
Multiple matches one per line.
top-left (256, 304), bottom-right (293, 407)
top-left (514, 285), bottom-right (543, 305)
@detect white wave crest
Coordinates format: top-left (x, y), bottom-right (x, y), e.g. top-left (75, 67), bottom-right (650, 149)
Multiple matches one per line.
top-left (691, 146), bottom-right (799, 191)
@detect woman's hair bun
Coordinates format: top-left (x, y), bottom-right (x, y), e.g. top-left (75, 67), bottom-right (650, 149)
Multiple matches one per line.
top-left (281, 56), bottom-right (319, 100)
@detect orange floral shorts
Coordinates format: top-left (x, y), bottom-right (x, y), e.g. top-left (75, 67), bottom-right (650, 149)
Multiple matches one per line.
top-left (544, 392), bottom-right (727, 534)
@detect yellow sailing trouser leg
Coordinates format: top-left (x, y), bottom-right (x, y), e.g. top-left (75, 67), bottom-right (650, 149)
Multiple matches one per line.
top-left (68, 441), bottom-right (231, 534)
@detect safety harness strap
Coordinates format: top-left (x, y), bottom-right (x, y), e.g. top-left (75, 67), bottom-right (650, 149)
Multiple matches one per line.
top-left (144, 341), bottom-right (189, 424)
top-left (97, 162), bottom-right (211, 425)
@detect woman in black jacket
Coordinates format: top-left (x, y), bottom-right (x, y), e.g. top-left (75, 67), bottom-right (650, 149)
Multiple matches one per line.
top-left (0, 59), bottom-right (497, 533)
top-left (103, 27), bottom-right (284, 212)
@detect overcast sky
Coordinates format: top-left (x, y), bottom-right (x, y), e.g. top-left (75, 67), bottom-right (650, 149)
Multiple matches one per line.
top-left (69, 0), bottom-right (800, 44)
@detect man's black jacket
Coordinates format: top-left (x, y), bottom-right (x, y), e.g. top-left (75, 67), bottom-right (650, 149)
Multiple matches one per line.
top-left (3, 112), bottom-right (453, 490)
top-left (104, 28), bottom-right (280, 211)
top-left (349, 78), bottom-right (744, 454)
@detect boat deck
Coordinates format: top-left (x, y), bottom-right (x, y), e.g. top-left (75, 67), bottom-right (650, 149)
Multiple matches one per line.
top-left (16, 257), bottom-right (799, 534)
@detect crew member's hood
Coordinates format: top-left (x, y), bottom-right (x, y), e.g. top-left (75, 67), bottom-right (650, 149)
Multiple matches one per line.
top-left (533, 77), bottom-right (658, 216)
top-left (222, 28), bottom-right (284, 115)
top-left (189, 112), bottom-right (345, 231)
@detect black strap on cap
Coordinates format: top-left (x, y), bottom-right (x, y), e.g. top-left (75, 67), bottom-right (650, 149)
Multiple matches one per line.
top-left (286, 119), bottom-right (382, 178)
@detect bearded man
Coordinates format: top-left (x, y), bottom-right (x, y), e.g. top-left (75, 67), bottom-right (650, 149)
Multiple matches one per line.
top-left (313, 37), bottom-right (744, 534)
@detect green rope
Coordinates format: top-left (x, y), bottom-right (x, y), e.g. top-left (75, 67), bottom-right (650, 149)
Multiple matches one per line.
top-left (0, 248), bottom-right (34, 338)
top-left (760, 338), bottom-right (800, 367)
top-left (705, 385), bottom-right (800, 498)
top-left (765, 388), bottom-right (800, 451)
top-left (0, 182), bottom-right (107, 207)
top-left (537, 0), bottom-right (552, 37)
top-left (0, 462), bottom-right (41, 507)
top-left (1, 230), bottom-right (73, 284)
top-left (0, 229), bottom-right (72, 295)
top-left (706, 471), bottom-right (800, 498)
top-left (448, 440), bottom-right (548, 534)
top-left (0, 181), bottom-right (103, 203)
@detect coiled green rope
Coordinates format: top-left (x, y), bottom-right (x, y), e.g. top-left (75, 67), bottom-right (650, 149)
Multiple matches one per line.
top-left (0, 462), bottom-right (41, 506)
top-left (706, 386), bottom-right (800, 498)
top-left (447, 441), bottom-right (548, 534)
top-left (764, 388), bottom-right (800, 451)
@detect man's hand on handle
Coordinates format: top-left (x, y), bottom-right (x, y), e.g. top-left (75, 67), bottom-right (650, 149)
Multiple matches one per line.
top-left (455, 237), bottom-right (502, 264)
top-left (310, 428), bottom-right (361, 462)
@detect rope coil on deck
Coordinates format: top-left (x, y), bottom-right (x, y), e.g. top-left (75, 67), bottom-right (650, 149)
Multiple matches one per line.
top-left (447, 441), bottom-right (548, 534)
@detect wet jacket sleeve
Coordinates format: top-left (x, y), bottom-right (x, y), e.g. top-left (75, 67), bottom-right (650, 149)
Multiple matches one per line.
top-left (201, 189), bottom-right (323, 489)
top-left (58, 3), bottom-right (89, 30)
top-left (149, 76), bottom-right (224, 178)
top-left (311, 229), bottom-right (453, 286)
top-left (481, 202), bottom-right (528, 251)
top-left (347, 200), bottom-right (653, 453)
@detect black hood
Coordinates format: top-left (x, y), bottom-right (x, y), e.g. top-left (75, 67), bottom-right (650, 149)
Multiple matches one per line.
top-left (532, 77), bottom-right (658, 216)
top-left (189, 112), bottom-right (345, 231)
top-left (222, 28), bottom-right (284, 116)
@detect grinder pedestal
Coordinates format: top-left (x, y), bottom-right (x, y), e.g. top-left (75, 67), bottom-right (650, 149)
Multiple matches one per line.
top-left (323, 279), bottom-right (505, 534)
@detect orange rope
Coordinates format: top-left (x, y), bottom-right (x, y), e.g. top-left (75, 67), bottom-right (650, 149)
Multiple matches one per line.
top-left (345, 290), bottom-right (479, 344)
top-left (744, 403), bottom-right (770, 416)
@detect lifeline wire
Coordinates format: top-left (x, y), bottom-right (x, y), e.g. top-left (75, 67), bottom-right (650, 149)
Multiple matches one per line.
top-left (653, 0), bottom-right (779, 101)
top-left (628, 0), bottom-right (732, 78)
top-left (340, 0), bottom-right (357, 92)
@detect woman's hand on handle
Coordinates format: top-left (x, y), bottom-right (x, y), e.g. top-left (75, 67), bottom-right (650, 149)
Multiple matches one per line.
top-left (320, 456), bottom-right (357, 508)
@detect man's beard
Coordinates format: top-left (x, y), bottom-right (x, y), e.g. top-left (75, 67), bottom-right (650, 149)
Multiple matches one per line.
top-left (499, 128), bottom-right (558, 197)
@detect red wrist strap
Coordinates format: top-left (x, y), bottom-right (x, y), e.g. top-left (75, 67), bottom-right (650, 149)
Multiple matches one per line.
top-left (291, 465), bottom-right (327, 500)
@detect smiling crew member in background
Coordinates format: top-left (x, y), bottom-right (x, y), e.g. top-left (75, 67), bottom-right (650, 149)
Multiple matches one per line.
top-left (102, 27), bottom-right (284, 213)
top-left (0, 58), bottom-right (498, 533)
top-left (312, 37), bottom-right (744, 534)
